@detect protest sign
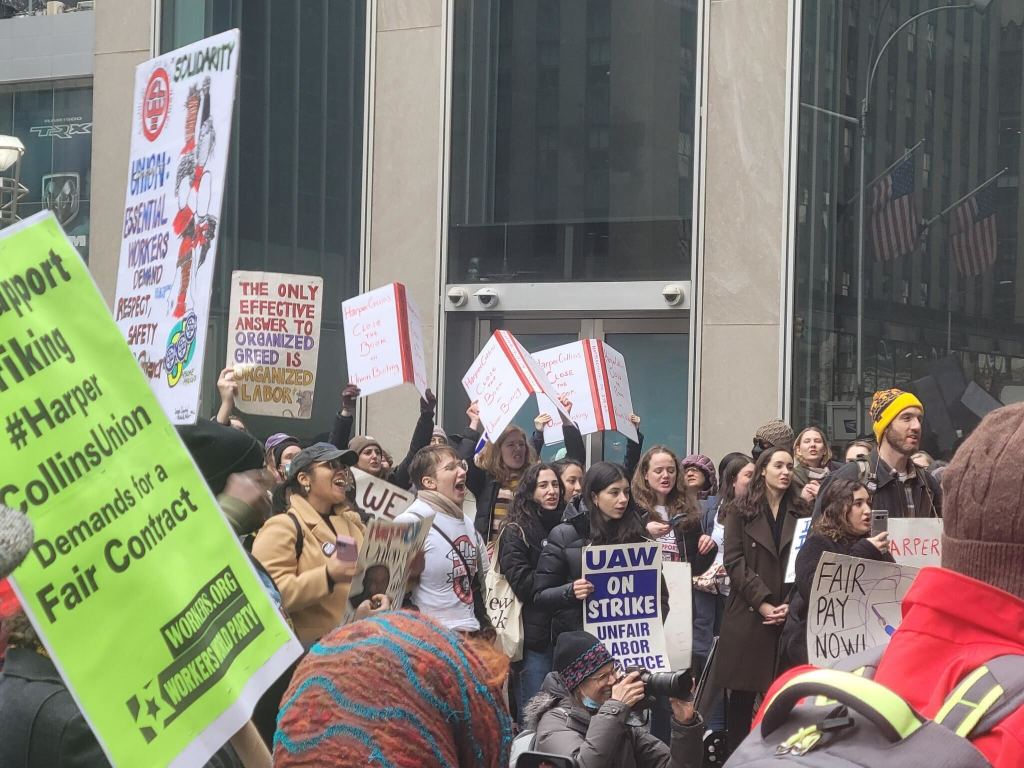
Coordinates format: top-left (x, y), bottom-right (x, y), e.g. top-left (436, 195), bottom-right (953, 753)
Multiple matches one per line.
top-left (583, 543), bottom-right (670, 672)
top-left (341, 283), bottom-right (428, 397)
top-left (343, 514), bottom-right (432, 623)
top-left (113, 30), bottom-right (241, 424)
top-left (784, 517), bottom-right (813, 583)
top-left (351, 467), bottom-right (416, 520)
top-left (533, 339), bottom-right (637, 443)
top-left (1, 213), bottom-right (301, 767)
top-left (226, 270), bottom-right (322, 418)
top-left (888, 518), bottom-right (942, 568)
top-left (807, 553), bottom-right (919, 664)
top-left (462, 330), bottom-right (571, 440)
top-left (662, 561), bottom-right (692, 670)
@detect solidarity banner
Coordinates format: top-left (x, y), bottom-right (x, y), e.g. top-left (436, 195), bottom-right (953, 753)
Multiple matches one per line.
top-left (583, 543), bottom-right (670, 672)
top-left (662, 561), bottom-right (692, 670)
top-left (343, 514), bottom-right (432, 624)
top-left (1, 213), bottom-right (301, 767)
top-left (113, 30), bottom-right (240, 424)
top-left (226, 271), bottom-right (322, 418)
top-left (807, 553), bottom-right (919, 664)
top-left (784, 517), bottom-right (813, 583)
top-left (341, 283), bottom-right (428, 397)
top-left (534, 339), bottom-right (637, 443)
top-left (462, 330), bottom-right (571, 440)
top-left (351, 467), bottom-right (416, 520)
top-left (888, 518), bottom-right (942, 568)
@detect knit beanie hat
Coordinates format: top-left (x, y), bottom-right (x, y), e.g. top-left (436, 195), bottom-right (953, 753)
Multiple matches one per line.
top-left (177, 420), bottom-right (265, 496)
top-left (274, 611), bottom-right (513, 768)
top-left (754, 420), bottom-right (795, 450)
top-left (869, 388), bottom-right (924, 444)
top-left (432, 425), bottom-right (449, 442)
top-left (681, 454), bottom-right (719, 498)
top-left (349, 435), bottom-right (382, 455)
top-left (553, 631), bottom-right (615, 691)
top-left (0, 505), bottom-right (33, 581)
top-left (941, 403), bottom-right (1024, 600)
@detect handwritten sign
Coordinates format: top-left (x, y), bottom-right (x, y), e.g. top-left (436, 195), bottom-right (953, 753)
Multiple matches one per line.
top-left (662, 561), bottom-right (692, 670)
top-left (113, 30), bottom-right (240, 424)
top-left (341, 283), bottom-right (428, 397)
top-left (343, 514), bottom-right (432, 623)
top-left (888, 518), bottom-right (942, 568)
top-left (785, 517), bottom-right (814, 583)
top-left (226, 270), bottom-right (322, 418)
top-left (533, 340), bottom-right (637, 443)
top-left (583, 543), bottom-right (670, 672)
top-left (351, 467), bottom-right (416, 520)
top-left (462, 330), bottom-right (570, 440)
top-left (807, 553), bottom-right (919, 664)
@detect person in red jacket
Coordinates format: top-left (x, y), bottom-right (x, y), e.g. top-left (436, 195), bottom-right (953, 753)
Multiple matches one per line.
top-left (756, 402), bottom-right (1024, 767)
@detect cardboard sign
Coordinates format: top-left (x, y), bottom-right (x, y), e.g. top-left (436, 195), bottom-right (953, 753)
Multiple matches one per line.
top-left (784, 517), bottom-right (814, 583)
top-left (351, 467), bottom-right (416, 520)
top-left (888, 518), bottom-right (942, 569)
top-left (807, 553), bottom-right (919, 664)
top-left (533, 339), bottom-right (637, 443)
top-left (662, 561), bottom-right (692, 670)
top-left (2, 213), bottom-right (301, 768)
top-left (113, 30), bottom-right (241, 424)
top-left (462, 330), bottom-right (571, 440)
top-left (583, 543), bottom-right (670, 672)
top-left (343, 514), bottom-right (432, 623)
top-left (226, 270), bottom-right (323, 418)
top-left (341, 283), bottom-right (428, 397)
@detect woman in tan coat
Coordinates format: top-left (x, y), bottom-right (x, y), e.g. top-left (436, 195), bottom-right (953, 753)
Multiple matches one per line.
top-left (252, 443), bottom-right (366, 647)
top-left (713, 445), bottom-right (808, 753)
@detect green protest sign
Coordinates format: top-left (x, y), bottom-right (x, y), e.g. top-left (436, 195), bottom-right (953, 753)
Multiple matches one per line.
top-left (2, 212), bottom-right (301, 766)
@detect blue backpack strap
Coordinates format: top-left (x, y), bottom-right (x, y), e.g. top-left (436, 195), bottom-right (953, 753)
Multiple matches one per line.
top-left (933, 654), bottom-right (1024, 740)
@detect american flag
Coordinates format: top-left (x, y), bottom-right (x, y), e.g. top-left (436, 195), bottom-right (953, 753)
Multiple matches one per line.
top-left (870, 157), bottom-right (919, 262)
top-left (951, 186), bottom-right (998, 277)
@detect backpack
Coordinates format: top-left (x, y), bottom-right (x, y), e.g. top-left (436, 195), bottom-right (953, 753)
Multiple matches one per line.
top-left (725, 646), bottom-right (1024, 767)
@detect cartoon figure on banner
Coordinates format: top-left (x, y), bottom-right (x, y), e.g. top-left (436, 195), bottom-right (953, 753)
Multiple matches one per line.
top-left (170, 77), bottom-right (218, 320)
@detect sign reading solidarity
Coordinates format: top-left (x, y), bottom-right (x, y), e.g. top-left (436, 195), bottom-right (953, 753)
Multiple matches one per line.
top-left (350, 467), bottom-right (416, 521)
top-left (2, 213), bottom-right (301, 768)
top-left (462, 330), bottom-right (571, 440)
top-left (533, 339), bottom-right (638, 443)
top-left (887, 518), bottom-right (942, 568)
top-left (341, 283), bottom-right (429, 397)
top-left (226, 270), bottom-right (323, 418)
top-left (583, 543), bottom-right (671, 672)
top-left (807, 553), bottom-right (919, 664)
top-left (113, 30), bottom-right (241, 424)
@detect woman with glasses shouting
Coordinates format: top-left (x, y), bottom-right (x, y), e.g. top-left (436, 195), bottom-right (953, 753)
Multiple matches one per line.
top-left (252, 443), bottom-right (366, 647)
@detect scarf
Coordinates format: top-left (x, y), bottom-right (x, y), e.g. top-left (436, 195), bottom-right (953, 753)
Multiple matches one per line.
top-left (417, 489), bottom-right (466, 521)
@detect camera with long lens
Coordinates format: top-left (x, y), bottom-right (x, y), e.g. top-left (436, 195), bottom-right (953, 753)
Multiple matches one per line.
top-left (625, 667), bottom-right (693, 715)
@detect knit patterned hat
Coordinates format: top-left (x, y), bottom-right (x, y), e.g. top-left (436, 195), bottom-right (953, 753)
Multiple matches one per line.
top-left (681, 454), bottom-right (719, 498)
top-left (553, 631), bottom-right (615, 691)
top-left (941, 403), bottom-right (1024, 600)
top-left (869, 388), bottom-right (924, 443)
top-left (754, 420), bottom-right (795, 450)
top-left (274, 611), bottom-right (513, 767)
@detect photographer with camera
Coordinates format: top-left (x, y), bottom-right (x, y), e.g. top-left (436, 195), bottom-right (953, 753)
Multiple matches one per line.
top-left (525, 631), bottom-right (704, 768)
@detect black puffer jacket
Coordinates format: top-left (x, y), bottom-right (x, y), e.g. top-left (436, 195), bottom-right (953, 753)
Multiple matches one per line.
top-left (497, 508), bottom-right (564, 652)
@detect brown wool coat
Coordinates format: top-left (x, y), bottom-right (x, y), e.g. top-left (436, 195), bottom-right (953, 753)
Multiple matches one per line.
top-left (713, 499), bottom-right (807, 693)
top-left (251, 496), bottom-right (365, 647)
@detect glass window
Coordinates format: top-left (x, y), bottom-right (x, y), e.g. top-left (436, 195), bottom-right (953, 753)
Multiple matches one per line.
top-left (448, 0), bottom-right (697, 284)
top-left (793, 3), bottom-right (1021, 457)
top-left (161, 0), bottom-right (365, 440)
top-left (0, 79), bottom-right (92, 260)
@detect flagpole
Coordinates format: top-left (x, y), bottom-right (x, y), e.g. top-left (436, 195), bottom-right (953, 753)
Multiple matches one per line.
top-left (924, 167), bottom-right (1007, 229)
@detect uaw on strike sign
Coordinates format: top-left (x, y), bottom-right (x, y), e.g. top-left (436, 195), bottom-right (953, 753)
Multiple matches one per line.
top-left (2, 213), bottom-right (300, 766)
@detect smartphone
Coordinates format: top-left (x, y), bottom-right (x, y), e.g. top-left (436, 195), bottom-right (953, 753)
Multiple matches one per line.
top-left (870, 509), bottom-right (889, 536)
top-left (335, 535), bottom-right (358, 562)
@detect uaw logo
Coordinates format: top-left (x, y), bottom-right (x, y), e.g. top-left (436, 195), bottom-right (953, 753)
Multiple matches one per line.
top-left (142, 67), bottom-right (171, 142)
top-left (164, 312), bottom-right (198, 387)
top-left (41, 173), bottom-right (80, 227)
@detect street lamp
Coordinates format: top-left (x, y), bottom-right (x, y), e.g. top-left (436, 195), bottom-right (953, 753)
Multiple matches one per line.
top-left (853, 0), bottom-right (992, 433)
top-left (0, 135), bottom-right (27, 228)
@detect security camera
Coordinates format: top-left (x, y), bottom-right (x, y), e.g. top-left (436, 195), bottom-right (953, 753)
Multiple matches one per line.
top-left (661, 284), bottom-right (685, 307)
top-left (474, 287), bottom-right (499, 309)
top-left (447, 286), bottom-right (469, 308)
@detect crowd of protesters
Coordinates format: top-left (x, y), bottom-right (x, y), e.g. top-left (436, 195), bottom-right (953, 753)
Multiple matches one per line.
top-left (2, 371), bottom-right (1023, 768)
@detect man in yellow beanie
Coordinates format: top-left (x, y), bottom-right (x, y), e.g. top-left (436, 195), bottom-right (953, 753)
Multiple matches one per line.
top-left (816, 387), bottom-right (940, 519)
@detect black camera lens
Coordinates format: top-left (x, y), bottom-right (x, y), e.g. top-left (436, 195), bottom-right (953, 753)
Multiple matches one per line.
top-left (626, 667), bottom-right (692, 700)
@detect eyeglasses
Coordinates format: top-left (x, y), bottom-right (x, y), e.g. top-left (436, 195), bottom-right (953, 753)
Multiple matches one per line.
top-left (585, 664), bottom-right (622, 686)
top-left (441, 460), bottom-right (469, 472)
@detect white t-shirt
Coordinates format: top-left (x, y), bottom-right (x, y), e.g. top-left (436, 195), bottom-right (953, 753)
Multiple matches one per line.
top-left (652, 504), bottom-right (680, 562)
top-left (396, 499), bottom-right (490, 632)
top-left (710, 506), bottom-right (731, 597)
